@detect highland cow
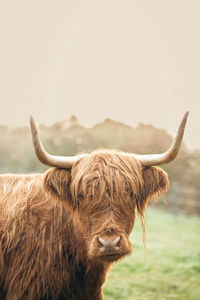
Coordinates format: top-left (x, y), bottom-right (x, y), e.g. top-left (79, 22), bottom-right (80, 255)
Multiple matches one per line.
top-left (0, 112), bottom-right (188, 300)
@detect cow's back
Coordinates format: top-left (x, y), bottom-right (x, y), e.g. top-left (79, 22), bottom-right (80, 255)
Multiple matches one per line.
top-left (0, 173), bottom-right (43, 204)
top-left (0, 174), bottom-right (44, 234)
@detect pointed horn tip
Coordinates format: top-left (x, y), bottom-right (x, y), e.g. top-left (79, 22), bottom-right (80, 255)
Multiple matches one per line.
top-left (29, 115), bottom-right (37, 132)
top-left (184, 111), bottom-right (189, 120)
top-left (30, 115), bottom-right (34, 126)
top-left (180, 111), bottom-right (189, 129)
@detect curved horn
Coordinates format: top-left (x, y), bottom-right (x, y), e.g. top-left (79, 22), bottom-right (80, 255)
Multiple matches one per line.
top-left (128, 111), bottom-right (189, 167)
top-left (30, 116), bottom-right (83, 168)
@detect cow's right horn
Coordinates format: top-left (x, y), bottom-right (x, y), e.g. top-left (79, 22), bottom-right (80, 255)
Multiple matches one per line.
top-left (30, 116), bottom-right (84, 168)
top-left (128, 111), bottom-right (189, 167)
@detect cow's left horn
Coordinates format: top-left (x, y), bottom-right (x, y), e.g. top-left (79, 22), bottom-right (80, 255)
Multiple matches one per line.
top-left (128, 111), bottom-right (189, 167)
top-left (30, 116), bottom-right (84, 168)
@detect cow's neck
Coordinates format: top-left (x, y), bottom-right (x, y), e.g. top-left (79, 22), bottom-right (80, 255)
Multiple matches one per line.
top-left (69, 209), bottom-right (112, 299)
top-left (84, 260), bottom-right (111, 300)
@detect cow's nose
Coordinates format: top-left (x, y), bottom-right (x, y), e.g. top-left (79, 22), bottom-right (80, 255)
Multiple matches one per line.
top-left (98, 236), bottom-right (121, 254)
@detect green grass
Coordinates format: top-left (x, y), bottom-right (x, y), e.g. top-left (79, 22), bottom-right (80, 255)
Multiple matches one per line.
top-left (103, 208), bottom-right (200, 300)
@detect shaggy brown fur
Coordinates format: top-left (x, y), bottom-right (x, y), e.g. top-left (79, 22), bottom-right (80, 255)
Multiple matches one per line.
top-left (0, 150), bottom-right (168, 300)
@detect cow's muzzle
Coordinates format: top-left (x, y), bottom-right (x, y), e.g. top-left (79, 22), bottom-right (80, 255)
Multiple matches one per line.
top-left (89, 232), bottom-right (132, 262)
top-left (98, 236), bottom-right (121, 255)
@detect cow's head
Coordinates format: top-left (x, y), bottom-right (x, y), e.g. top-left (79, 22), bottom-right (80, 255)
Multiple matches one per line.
top-left (30, 112), bottom-right (188, 262)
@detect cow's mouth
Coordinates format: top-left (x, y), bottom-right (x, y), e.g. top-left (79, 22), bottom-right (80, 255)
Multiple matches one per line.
top-left (98, 252), bottom-right (128, 262)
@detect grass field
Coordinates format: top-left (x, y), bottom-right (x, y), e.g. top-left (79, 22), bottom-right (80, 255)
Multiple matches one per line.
top-left (103, 208), bottom-right (200, 300)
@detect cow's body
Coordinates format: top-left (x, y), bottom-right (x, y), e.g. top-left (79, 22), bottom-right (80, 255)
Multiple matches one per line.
top-left (0, 152), bottom-right (169, 300)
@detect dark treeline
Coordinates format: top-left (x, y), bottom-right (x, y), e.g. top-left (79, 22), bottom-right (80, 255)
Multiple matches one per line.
top-left (0, 115), bottom-right (200, 191)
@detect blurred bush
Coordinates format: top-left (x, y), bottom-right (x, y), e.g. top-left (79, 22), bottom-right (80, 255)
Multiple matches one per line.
top-left (0, 116), bottom-right (199, 192)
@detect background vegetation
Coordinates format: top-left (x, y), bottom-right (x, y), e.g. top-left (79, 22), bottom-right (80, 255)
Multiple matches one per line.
top-left (0, 115), bottom-right (199, 189)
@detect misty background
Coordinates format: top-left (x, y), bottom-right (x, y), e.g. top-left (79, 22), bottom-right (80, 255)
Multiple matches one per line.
top-left (0, 0), bottom-right (200, 148)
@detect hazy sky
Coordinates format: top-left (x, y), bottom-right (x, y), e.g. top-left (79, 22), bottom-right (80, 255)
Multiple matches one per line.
top-left (0, 1), bottom-right (199, 148)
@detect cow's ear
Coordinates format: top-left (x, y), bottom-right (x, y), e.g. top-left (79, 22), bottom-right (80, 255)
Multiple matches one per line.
top-left (137, 166), bottom-right (169, 215)
top-left (43, 168), bottom-right (72, 204)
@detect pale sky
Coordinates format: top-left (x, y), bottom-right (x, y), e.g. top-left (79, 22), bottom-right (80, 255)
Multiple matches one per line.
top-left (0, 1), bottom-right (199, 148)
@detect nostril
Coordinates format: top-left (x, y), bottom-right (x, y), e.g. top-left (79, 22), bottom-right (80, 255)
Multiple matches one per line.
top-left (98, 237), bottom-right (106, 248)
top-left (98, 236), bottom-right (121, 251)
top-left (115, 236), bottom-right (121, 248)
